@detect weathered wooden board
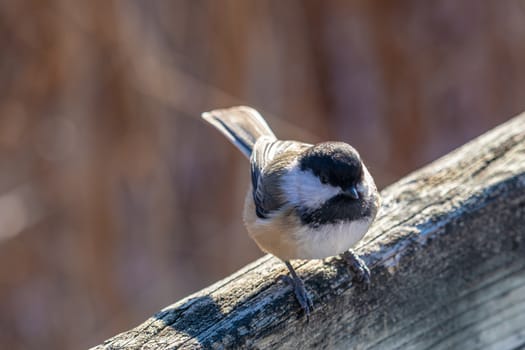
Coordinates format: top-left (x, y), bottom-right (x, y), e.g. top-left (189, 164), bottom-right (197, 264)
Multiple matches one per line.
top-left (92, 113), bottom-right (525, 350)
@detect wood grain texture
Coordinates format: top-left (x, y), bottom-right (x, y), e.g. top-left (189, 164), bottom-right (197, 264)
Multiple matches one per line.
top-left (92, 113), bottom-right (525, 350)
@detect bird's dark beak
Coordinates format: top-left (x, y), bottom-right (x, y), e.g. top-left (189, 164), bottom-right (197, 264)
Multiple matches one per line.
top-left (344, 185), bottom-right (360, 199)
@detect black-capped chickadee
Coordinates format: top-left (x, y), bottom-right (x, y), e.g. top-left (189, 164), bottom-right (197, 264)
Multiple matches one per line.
top-left (202, 106), bottom-right (380, 316)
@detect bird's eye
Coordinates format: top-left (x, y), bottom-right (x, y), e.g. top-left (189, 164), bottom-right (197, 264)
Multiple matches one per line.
top-left (320, 174), bottom-right (328, 184)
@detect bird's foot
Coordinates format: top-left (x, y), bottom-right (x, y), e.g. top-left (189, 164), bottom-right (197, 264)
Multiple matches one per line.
top-left (281, 261), bottom-right (313, 318)
top-left (342, 250), bottom-right (370, 289)
top-left (280, 274), bottom-right (313, 318)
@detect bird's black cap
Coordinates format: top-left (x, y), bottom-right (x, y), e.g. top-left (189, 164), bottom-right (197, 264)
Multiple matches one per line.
top-left (299, 142), bottom-right (363, 190)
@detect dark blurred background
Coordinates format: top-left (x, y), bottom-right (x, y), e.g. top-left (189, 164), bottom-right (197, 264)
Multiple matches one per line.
top-left (1, 1), bottom-right (525, 349)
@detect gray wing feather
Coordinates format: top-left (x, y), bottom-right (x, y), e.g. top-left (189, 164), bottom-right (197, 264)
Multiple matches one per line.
top-left (251, 138), bottom-right (311, 218)
top-left (202, 106), bottom-right (312, 218)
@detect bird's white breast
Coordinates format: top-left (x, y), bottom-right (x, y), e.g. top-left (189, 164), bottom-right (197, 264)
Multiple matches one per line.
top-left (292, 218), bottom-right (372, 259)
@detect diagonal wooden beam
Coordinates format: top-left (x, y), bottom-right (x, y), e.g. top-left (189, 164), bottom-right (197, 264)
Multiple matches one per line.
top-left (92, 112), bottom-right (525, 350)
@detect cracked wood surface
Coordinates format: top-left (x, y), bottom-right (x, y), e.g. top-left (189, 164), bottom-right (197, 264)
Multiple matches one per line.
top-left (92, 113), bottom-right (525, 350)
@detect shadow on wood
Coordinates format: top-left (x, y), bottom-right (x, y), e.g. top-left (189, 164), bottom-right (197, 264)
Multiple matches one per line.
top-left (92, 113), bottom-right (525, 349)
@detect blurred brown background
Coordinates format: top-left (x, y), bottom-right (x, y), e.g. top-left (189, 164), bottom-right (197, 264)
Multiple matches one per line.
top-left (1, 1), bottom-right (525, 349)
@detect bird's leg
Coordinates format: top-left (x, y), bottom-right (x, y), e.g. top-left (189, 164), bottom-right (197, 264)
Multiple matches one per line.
top-left (280, 261), bottom-right (313, 317)
top-left (342, 250), bottom-right (370, 288)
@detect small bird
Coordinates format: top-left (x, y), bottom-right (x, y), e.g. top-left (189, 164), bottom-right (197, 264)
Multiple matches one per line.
top-left (202, 106), bottom-right (380, 316)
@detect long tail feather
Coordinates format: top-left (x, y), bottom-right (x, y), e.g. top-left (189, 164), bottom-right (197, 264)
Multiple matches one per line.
top-left (202, 106), bottom-right (276, 158)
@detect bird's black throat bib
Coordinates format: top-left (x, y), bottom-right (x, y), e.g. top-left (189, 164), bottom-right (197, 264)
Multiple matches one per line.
top-left (298, 194), bottom-right (373, 228)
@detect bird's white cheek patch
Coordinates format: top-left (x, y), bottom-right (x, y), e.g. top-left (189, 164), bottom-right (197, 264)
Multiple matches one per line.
top-left (282, 167), bottom-right (340, 210)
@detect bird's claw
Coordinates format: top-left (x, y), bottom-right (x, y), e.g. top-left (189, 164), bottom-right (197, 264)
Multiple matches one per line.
top-left (342, 250), bottom-right (371, 289)
top-left (279, 274), bottom-right (314, 318)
